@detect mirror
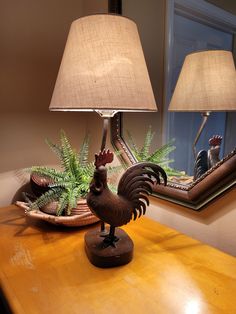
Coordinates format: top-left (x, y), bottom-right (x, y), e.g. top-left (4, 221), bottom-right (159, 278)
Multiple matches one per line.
top-left (111, 113), bottom-right (236, 210)
top-left (111, 0), bottom-right (236, 210)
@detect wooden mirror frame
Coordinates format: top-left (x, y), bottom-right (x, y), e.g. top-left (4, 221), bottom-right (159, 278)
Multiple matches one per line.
top-left (111, 113), bottom-right (236, 210)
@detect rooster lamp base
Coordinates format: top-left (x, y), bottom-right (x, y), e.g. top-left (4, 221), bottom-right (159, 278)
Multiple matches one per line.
top-left (84, 228), bottom-right (134, 268)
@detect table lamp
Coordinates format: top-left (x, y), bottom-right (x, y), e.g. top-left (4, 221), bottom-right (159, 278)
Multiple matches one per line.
top-left (50, 14), bottom-right (156, 125)
top-left (49, 14), bottom-right (157, 233)
top-left (168, 50), bottom-right (236, 158)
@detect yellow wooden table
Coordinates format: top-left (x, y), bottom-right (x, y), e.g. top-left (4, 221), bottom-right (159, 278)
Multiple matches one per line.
top-left (0, 205), bottom-right (236, 314)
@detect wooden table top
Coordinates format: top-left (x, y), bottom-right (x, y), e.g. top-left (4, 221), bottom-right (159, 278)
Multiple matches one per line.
top-left (0, 205), bottom-right (236, 314)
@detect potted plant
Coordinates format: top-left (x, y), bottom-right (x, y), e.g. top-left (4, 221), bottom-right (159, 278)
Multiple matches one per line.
top-left (17, 130), bottom-right (118, 226)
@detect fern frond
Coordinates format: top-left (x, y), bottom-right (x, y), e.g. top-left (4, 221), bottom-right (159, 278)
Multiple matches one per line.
top-left (78, 163), bottom-right (95, 185)
top-left (69, 152), bottom-right (80, 178)
top-left (30, 167), bottom-right (65, 181)
top-left (163, 167), bottom-right (185, 177)
top-left (151, 159), bottom-right (174, 166)
top-left (76, 182), bottom-right (90, 197)
top-left (49, 181), bottom-right (74, 189)
top-left (30, 188), bottom-right (63, 210)
top-left (114, 148), bottom-right (122, 157)
top-left (72, 186), bottom-right (81, 205)
top-left (126, 130), bottom-right (140, 159)
top-left (66, 187), bottom-right (79, 215)
top-left (56, 191), bottom-right (68, 216)
top-left (108, 183), bottom-right (117, 193)
top-left (78, 134), bottom-right (90, 166)
top-left (140, 126), bottom-right (154, 160)
top-left (107, 165), bottom-right (122, 174)
top-left (148, 139), bottom-right (176, 163)
top-left (83, 162), bottom-right (95, 173)
top-left (60, 130), bottom-right (76, 173)
top-left (45, 138), bottom-right (63, 161)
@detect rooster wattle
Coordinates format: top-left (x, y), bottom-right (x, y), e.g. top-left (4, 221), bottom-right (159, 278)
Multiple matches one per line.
top-left (86, 150), bottom-right (167, 247)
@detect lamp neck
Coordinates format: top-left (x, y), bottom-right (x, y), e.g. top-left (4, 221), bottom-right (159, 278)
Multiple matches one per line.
top-left (193, 111), bottom-right (211, 159)
top-left (100, 117), bottom-right (110, 152)
top-left (99, 116), bottom-right (110, 234)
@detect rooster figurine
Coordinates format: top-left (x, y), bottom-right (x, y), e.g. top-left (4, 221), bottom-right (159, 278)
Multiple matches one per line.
top-left (194, 135), bottom-right (223, 180)
top-left (86, 149), bottom-right (167, 261)
top-left (208, 135), bottom-right (222, 169)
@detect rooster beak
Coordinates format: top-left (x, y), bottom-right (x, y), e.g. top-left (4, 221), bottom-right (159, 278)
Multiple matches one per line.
top-left (94, 184), bottom-right (102, 193)
top-left (89, 181), bottom-right (103, 194)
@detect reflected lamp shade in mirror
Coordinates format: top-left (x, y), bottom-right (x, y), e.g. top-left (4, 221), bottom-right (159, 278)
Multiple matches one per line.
top-left (168, 50), bottom-right (236, 158)
top-left (49, 14), bottom-right (157, 116)
top-left (168, 50), bottom-right (236, 112)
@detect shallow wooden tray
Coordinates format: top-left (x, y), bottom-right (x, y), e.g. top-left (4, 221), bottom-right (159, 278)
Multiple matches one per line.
top-left (16, 201), bottom-right (100, 227)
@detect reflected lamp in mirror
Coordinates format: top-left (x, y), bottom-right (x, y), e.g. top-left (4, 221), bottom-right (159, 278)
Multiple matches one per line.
top-left (168, 50), bottom-right (236, 159)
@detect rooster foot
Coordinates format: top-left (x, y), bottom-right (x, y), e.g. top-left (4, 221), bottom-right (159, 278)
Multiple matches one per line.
top-left (99, 221), bottom-right (109, 237)
top-left (102, 235), bottom-right (119, 248)
top-left (102, 226), bottom-right (119, 248)
top-left (100, 230), bottom-right (109, 237)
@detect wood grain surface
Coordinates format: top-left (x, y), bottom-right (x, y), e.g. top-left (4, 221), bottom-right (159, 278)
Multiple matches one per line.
top-left (0, 205), bottom-right (236, 314)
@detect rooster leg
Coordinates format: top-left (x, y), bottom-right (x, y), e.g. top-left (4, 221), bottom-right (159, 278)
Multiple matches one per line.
top-left (100, 221), bottom-right (109, 236)
top-left (102, 226), bottom-right (119, 248)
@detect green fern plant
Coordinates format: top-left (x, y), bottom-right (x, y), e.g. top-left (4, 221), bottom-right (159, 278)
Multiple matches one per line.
top-left (28, 131), bottom-right (118, 216)
top-left (126, 126), bottom-right (183, 177)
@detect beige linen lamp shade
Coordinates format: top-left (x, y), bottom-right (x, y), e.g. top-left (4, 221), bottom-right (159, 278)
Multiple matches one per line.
top-left (49, 14), bottom-right (157, 115)
top-left (169, 50), bottom-right (236, 112)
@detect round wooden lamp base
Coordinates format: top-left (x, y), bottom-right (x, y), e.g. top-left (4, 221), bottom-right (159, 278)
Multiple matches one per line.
top-left (84, 228), bottom-right (134, 268)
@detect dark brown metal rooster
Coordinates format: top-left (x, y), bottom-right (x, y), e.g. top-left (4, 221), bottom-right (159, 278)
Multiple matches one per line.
top-left (208, 135), bottom-right (223, 168)
top-left (194, 135), bottom-right (223, 180)
top-left (87, 150), bottom-right (167, 247)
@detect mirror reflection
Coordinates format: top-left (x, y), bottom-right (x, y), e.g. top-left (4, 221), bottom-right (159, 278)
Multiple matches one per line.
top-left (123, 122), bottom-right (193, 184)
top-left (123, 0), bottom-right (236, 186)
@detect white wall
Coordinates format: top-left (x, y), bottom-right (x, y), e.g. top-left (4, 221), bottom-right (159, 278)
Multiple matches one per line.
top-left (0, 0), bottom-right (107, 206)
top-left (148, 188), bottom-right (236, 256)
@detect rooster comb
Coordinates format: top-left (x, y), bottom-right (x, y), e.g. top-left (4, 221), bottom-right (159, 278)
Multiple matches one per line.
top-left (209, 135), bottom-right (222, 147)
top-left (95, 149), bottom-right (114, 168)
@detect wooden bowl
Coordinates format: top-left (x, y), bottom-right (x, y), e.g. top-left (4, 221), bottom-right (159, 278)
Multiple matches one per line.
top-left (16, 200), bottom-right (100, 227)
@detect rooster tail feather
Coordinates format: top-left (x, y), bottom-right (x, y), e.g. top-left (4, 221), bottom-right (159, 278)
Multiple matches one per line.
top-left (127, 181), bottom-right (153, 196)
top-left (133, 208), bottom-right (138, 220)
top-left (118, 162), bottom-right (167, 196)
top-left (121, 176), bottom-right (154, 196)
top-left (134, 194), bottom-right (149, 206)
top-left (130, 188), bottom-right (150, 198)
top-left (118, 169), bottom-right (147, 192)
top-left (136, 201), bottom-right (147, 217)
top-left (130, 190), bottom-right (150, 202)
top-left (118, 162), bottom-right (167, 220)
top-left (135, 204), bottom-right (142, 218)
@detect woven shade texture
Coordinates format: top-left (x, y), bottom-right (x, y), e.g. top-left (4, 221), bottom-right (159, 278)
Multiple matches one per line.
top-left (169, 50), bottom-right (236, 112)
top-left (50, 14), bottom-right (157, 112)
